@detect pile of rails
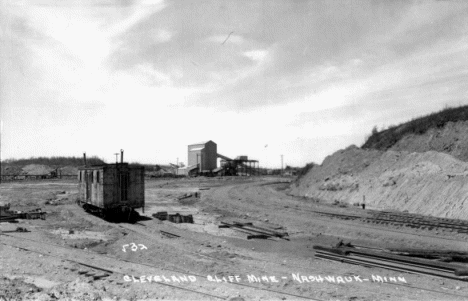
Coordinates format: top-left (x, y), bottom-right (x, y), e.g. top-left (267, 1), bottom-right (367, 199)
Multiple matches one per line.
top-left (314, 244), bottom-right (468, 282)
top-left (314, 209), bottom-right (468, 234)
top-left (0, 204), bottom-right (46, 222)
top-left (219, 221), bottom-right (289, 240)
top-left (388, 248), bottom-right (468, 262)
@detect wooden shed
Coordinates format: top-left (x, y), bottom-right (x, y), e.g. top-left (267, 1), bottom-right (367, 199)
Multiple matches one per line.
top-left (77, 163), bottom-right (145, 218)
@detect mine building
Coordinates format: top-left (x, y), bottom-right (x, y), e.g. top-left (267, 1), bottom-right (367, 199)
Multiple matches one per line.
top-left (185, 140), bottom-right (260, 176)
top-left (187, 140), bottom-right (218, 175)
top-left (77, 153), bottom-right (144, 220)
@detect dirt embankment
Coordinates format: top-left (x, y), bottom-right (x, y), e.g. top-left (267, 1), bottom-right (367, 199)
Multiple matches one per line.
top-left (290, 145), bottom-right (468, 220)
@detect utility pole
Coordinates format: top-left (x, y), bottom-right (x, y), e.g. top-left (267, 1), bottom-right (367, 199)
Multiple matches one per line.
top-left (176, 157), bottom-right (179, 176)
top-left (281, 154), bottom-right (283, 177)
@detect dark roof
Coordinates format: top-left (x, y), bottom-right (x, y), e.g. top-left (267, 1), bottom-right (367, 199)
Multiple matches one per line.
top-left (189, 140), bottom-right (216, 146)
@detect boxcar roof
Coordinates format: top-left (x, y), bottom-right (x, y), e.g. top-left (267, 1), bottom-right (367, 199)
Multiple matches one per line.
top-left (78, 163), bottom-right (130, 170)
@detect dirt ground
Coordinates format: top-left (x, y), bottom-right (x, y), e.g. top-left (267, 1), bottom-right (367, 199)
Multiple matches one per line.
top-left (1, 177), bottom-right (468, 301)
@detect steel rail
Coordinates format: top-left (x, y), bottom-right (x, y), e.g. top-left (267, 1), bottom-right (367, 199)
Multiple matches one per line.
top-left (349, 253), bottom-right (453, 274)
top-left (345, 249), bottom-right (459, 273)
top-left (316, 251), bottom-right (435, 275)
top-left (346, 253), bottom-right (456, 275)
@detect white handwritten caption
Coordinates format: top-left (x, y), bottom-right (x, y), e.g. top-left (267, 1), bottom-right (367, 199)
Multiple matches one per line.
top-left (123, 274), bottom-right (407, 284)
top-left (122, 243), bottom-right (147, 252)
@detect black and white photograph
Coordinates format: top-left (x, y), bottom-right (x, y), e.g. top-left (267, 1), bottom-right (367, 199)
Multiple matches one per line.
top-left (1, 0), bottom-right (468, 300)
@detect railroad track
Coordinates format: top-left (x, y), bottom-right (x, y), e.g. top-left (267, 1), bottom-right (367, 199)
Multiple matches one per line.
top-left (265, 180), bottom-right (468, 235)
top-left (292, 207), bottom-right (468, 237)
top-left (365, 211), bottom-right (468, 233)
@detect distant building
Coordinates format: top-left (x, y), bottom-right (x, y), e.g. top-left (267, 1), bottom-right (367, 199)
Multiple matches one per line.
top-left (187, 140), bottom-right (217, 173)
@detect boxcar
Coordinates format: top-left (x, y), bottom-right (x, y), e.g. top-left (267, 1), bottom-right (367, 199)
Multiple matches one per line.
top-left (77, 163), bottom-right (144, 221)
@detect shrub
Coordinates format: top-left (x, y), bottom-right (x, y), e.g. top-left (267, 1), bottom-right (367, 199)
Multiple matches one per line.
top-left (362, 104), bottom-right (468, 150)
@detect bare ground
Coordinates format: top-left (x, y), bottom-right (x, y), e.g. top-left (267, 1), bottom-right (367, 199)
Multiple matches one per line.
top-left (1, 177), bottom-right (468, 301)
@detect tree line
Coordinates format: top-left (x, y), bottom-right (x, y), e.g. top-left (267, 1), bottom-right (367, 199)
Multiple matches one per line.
top-left (3, 156), bottom-right (105, 167)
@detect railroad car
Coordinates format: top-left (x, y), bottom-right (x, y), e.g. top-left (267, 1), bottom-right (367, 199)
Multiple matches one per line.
top-left (77, 163), bottom-right (144, 222)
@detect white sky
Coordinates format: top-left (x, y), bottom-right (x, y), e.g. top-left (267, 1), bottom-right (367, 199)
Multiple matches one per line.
top-left (1, 0), bottom-right (468, 167)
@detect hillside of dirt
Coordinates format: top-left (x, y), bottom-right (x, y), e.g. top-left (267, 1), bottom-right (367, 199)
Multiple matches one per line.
top-left (292, 106), bottom-right (468, 220)
top-left (290, 145), bottom-right (468, 220)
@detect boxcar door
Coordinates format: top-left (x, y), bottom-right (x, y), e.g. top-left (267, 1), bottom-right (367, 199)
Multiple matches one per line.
top-left (86, 171), bottom-right (92, 201)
